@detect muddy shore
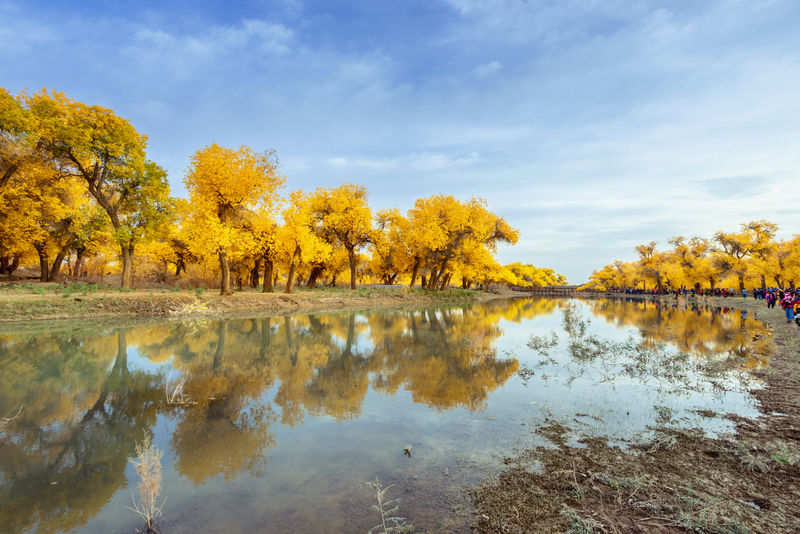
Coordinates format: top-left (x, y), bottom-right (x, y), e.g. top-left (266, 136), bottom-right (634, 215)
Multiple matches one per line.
top-left (473, 295), bottom-right (800, 533)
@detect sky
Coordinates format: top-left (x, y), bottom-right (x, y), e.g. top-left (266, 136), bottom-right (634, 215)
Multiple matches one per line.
top-left (2, 0), bottom-right (799, 282)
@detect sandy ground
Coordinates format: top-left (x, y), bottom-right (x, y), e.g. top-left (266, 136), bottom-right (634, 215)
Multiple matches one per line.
top-left (0, 283), bottom-right (524, 325)
top-left (473, 295), bottom-right (800, 533)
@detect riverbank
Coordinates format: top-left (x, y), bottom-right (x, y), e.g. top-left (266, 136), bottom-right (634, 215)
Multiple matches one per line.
top-left (474, 295), bottom-right (800, 533)
top-left (0, 282), bottom-right (523, 323)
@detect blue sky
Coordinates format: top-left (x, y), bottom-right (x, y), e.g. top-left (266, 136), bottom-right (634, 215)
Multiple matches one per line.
top-left (2, 0), bottom-right (799, 282)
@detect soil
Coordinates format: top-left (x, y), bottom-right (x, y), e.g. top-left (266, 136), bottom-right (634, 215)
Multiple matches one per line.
top-left (0, 281), bottom-right (523, 324)
top-left (473, 296), bottom-right (800, 533)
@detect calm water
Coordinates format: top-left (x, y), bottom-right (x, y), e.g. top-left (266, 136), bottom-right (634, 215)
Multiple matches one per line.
top-left (0, 297), bottom-right (772, 533)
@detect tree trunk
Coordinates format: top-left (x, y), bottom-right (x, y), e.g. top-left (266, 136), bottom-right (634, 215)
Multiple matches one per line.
top-left (428, 256), bottom-right (449, 290)
top-left (462, 276), bottom-right (468, 289)
top-left (306, 265), bottom-right (324, 288)
top-left (121, 244), bottom-right (134, 290)
top-left (219, 251), bottom-right (231, 295)
top-left (48, 248), bottom-right (68, 282)
top-left (175, 260), bottom-right (184, 277)
top-left (388, 273), bottom-right (397, 285)
top-left (347, 247), bottom-right (357, 290)
top-left (73, 249), bottom-right (85, 278)
top-left (409, 259), bottom-right (420, 288)
top-left (262, 259), bottom-right (274, 293)
top-left (439, 273), bottom-right (451, 290)
top-left (285, 250), bottom-right (300, 294)
top-left (0, 256), bottom-right (8, 274)
top-left (760, 274), bottom-right (766, 290)
top-left (35, 245), bottom-right (49, 282)
top-left (251, 259), bottom-right (261, 288)
top-left (427, 269), bottom-right (440, 290)
top-left (421, 275), bottom-right (427, 289)
top-left (0, 163), bottom-right (19, 188)
top-left (737, 274), bottom-right (744, 293)
top-left (709, 277), bottom-right (716, 290)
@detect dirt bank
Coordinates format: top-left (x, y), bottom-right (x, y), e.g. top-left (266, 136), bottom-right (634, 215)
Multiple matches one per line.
top-left (0, 282), bottom-right (525, 324)
top-left (474, 295), bottom-right (800, 533)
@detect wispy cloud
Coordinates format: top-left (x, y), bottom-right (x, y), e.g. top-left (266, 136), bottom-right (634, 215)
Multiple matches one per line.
top-left (2, 0), bottom-right (800, 281)
top-left (326, 151), bottom-right (480, 172)
top-left (473, 60), bottom-right (501, 77)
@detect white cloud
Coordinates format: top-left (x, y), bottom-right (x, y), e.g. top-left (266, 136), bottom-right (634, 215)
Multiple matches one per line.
top-left (473, 60), bottom-right (501, 77)
top-left (326, 151), bottom-right (480, 172)
top-left (125, 19), bottom-right (294, 79)
top-left (4, 0), bottom-right (800, 282)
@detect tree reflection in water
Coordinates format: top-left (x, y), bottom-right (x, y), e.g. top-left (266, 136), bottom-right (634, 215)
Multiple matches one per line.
top-left (0, 297), bottom-right (770, 533)
top-left (582, 298), bottom-right (772, 367)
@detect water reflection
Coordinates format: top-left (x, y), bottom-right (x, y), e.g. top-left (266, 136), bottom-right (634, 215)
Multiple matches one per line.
top-left (582, 298), bottom-right (772, 367)
top-left (0, 329), bottom-right (161, 534)
top-left (0, 297), bottom-right (770, 534)
top-left (0, 303), bottom-right (535, 533)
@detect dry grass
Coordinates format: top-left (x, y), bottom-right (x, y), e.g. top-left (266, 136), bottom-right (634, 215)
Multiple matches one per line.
top-left (128, 434), bottom-right (165, 533)
top-left (475, 296), bottom-right (800, 533)
top-left (167, 298), bottom-right (212, 316)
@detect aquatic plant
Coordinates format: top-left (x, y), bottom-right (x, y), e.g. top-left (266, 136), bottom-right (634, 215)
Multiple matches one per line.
top-left (527, 332), bottom-right (559, 356)
top-left (365, 477), bottom-right (414, 533)
top-left (128, 434), bottom-right (165, 533)
top-left (0, 405), bottom-right (22, 433)
top-left (164, 373), bottom-right (193, 406)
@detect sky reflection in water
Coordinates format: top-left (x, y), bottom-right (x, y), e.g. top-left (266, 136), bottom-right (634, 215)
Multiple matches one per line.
top-left (0, 297), bottom-right (771, 533)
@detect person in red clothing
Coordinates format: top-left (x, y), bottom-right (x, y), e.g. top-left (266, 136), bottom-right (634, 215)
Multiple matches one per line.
top-left (781, 290), bottom-right (796, 323)
top-left (794, 294), bottom-right (800, 328)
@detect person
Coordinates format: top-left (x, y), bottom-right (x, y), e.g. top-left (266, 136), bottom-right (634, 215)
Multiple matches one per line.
top-left (766, 290), bottom-right (776, 309)
top-left (794, 294), bottom-right (800, 328)
top-left (781, 290), bottom-right (796, 323)
top-left (742, 288), bottom-right (747, 298)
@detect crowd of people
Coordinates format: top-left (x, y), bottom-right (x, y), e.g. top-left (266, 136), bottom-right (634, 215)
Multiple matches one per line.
top-left (607, 286), bottom-right (800, 327)
top-left (743, 287), bottom-right (800, 325)
top-left (762, 288), bottom-right (800, 325)
top-left (615, 286), bottom-right (747, 298)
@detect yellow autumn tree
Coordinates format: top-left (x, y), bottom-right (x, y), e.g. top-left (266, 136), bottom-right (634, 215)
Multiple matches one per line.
top-left (276, 190), bottom-right (332, 294)
top-left (0, 87), bottom-right (37, 189)
top-left (22, 89), bottom-right (173, 289)
top-left (369, 208), bottom-right (413, 285)
top-left (407, 195), bottom-right (518, 290)
top-left (587, 220), bottom-right (797, 292)
top-left (307, 183), bottom-right (373, 290)
top-left (183, 143), bottom-right (284, 295)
